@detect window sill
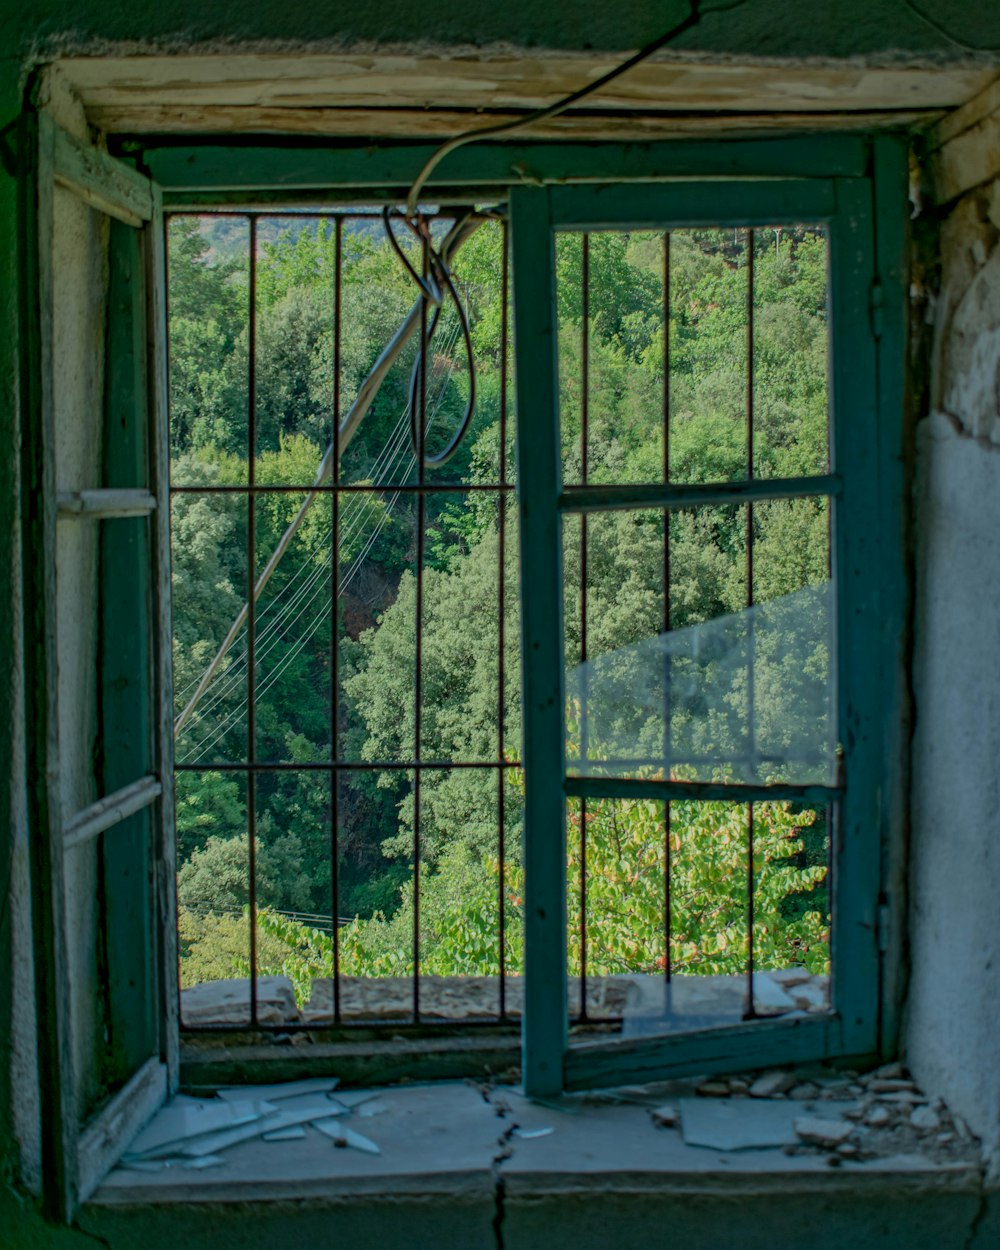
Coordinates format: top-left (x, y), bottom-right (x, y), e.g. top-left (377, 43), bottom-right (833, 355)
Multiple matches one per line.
top-left (79, 1080), bottom-right (987, 1250)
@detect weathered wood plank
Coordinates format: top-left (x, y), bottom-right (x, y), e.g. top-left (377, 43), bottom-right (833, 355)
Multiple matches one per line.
top-left (148, 135), bottom-right (872, 195)
top-left (104, 105), bottom-right (943, 144)
top-left (146, 183), bottom-right (180, 1093)
top-left (926, 107), bottom-right (1000, 205)
top-left (56, 53), bottom-right (992, 114)
top-left (558, 474), bottom-right (839, 514)
top-left (47, 114), bottom-right (153, 226)
top-left (565, 1014), bottom-right (840, 1089)
top-left (565, 777), bottom-right (840, 805)
top-left (927, 71), bottom-right (1000, 149)
top-left (57, 488), bottom-right (156, 518)
top-left (77, 1058), bottom-right (167, 1203)
top-left (100, 214), bottom-right (158, 1084)
top-left (63, 776), bottom-right (161, 852)
top-left (21, 104), bottom-right (79, 1222)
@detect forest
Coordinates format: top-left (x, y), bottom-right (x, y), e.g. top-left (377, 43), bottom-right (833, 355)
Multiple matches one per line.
top-left (168, 206), bottom-right (834, 1014)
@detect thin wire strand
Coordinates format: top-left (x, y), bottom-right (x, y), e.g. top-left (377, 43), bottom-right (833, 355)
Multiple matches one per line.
top-left (404, 0), bottom-right (751, 213)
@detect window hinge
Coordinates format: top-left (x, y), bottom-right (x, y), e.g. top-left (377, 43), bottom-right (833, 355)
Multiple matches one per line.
top-left (870, 278), bottom-right (885, 340)
top-left (877, 902), bottom-right (891, 954)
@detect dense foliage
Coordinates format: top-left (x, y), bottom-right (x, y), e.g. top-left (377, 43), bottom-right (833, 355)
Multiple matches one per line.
top-left (169, 212), bottom-right (832, 1004)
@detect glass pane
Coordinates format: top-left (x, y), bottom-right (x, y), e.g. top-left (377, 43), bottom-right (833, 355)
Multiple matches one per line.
top-left (565, 501), bottom-right (835, 785)
top-left (168, 215), bottom-right (250, 487)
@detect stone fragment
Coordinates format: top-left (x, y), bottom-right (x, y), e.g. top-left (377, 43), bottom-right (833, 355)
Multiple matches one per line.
top-left (794, 1116), bottom-right (855, 1147)
top-left (869, 1078), bottom-right (915, 1093)
top-left (872, 1061), bottom-right (904, 1080)
top-left (877, 1091), bottom-right (929, 1104)
top-left (842, 1104), bottom-right (867, 1121)
top-left (837, 1141), bottom-right (859, 1157)
top-left (749, 1071), bottom-right (796, 1098)
top-left (910, 1105), bottom-right (941, 1132)
top-left (728, 1080), bottom-right (750, 1096)
top-left (864, 1105), bottom-right (892, 1128)
top-left (651, 1104), bottom-right (679, 1128)
top-left (750, 973), bottom-right (796, 1012)
top-left (953, 1115), bottom-right (972, 1141)
top-left (937, 1132), bottom-right (955, 1145)
top-left (696, 1081), bottom-right (731, 1098)
top-left (789, 1082), bottom-right (820, 1101)
top-left (848, 1084), bottom-right (864, 1095)
top-left (180, 976), bottom-right (299, 1026)
top-left (763, 967), bottom-right (814, 988)
top-left (789, 982), bottom-right (828, 1011)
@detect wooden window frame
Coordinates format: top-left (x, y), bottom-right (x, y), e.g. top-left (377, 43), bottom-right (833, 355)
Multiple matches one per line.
top-left (21, 115), bottom-right (908, 1218)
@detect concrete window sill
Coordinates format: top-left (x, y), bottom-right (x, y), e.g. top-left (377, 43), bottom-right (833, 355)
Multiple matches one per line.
top-left (77, 1081), bottom-right (995, 1250)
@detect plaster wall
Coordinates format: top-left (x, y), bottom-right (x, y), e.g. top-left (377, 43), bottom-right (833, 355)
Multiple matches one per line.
top-left (908, 150), bottom-right (1000, 1182)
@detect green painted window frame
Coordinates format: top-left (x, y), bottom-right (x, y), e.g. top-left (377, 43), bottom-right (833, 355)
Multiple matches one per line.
top-left (511, 159), bottom-right (908, 1096)
top-left (21, 108), bottom-right (176, 1221)
top-left (145, 132), bottom-right (907, 1094)
top-left (23, 125), bottom-right (906, 1205)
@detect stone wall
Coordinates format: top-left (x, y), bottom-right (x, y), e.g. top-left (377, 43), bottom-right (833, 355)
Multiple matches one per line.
top-left (907, 101), bottom-right (1000, 1184)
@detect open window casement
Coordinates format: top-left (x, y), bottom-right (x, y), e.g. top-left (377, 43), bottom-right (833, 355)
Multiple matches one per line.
top-left (21, 108), bottom-right (175, 1219)
top-left (511, 174), bottom-right (899, 1097)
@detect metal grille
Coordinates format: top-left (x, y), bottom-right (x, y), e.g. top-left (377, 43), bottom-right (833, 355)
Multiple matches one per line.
top-left (168, 208), bottom-right (517, 1032)
top-left (560, 226), bottom-right (835, 1032)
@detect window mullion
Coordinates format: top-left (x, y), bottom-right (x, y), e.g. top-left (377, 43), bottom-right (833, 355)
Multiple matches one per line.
top-left (511, 185), bottom-right (568, 1098)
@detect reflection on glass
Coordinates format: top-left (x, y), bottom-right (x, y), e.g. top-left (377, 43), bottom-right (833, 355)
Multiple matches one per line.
top-left (568, 581), bottom-right (835, 785)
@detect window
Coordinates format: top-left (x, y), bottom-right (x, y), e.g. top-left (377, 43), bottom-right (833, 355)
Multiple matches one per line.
top-left (24, 109), bottom-right (906, 1215)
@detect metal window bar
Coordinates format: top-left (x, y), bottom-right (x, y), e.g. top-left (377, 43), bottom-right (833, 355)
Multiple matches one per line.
top-left (744, 228), bottom-right (756, 1022)
top-left (498, 218), bottom-right (510, 1021)
top-left (578, 233), bottom-right (590, 1025)
top-left (412, 232), bottom-right (429, 1024)
top-left (331, 215), bottom-right (343, 1025)
top-left (662, 230), bottom-right (673, 995)
top-left (247, 216), bottom-right (259, 1029)
top-left (170, 210), bottom-right (519, 1035)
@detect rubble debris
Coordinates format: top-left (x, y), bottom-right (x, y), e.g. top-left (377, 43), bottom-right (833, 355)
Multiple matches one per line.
top-left (312, 1119), bottom-right (381, 1155)
top-left (789, 1082), bottom-right (820, 1101)
top-left (793, 1117), bottom-right (855, 1148)
top-left (749, 1070), bottom-right (796, 1098)
top-left (864, 1105), bottom-right (892, 1128)
top-left (651, 1104), bottom-right (679, 1128)
top-left (695, 1081), bottom-right (731, 1098)
top-left (512, 1126), bottom-right (554, 1139)
top-left (910, 1105), bottom-right (941, 1132)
